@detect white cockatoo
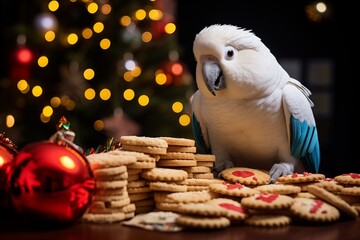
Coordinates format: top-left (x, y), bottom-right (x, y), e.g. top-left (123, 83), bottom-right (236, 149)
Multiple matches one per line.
top-left (191, 24), bottom-right (320, 183)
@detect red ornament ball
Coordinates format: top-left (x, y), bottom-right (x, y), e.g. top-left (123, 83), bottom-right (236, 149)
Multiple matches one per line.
top-left (0, 134), bottom-right (18, 210)
top-left (7, 141), bottom-right (95, 224)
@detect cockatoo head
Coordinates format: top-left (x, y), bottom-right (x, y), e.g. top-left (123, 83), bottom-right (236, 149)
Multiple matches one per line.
top-left (193, 24), bottom-right (287, 100)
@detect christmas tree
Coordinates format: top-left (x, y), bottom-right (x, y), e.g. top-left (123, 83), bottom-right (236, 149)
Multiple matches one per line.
top-left (0, 0), bottom-right (195, 149)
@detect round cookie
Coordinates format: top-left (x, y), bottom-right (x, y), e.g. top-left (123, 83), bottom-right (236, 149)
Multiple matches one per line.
top-left (176, 215), bottom-right (230, 229)
top-left (244, 215), bottom-right (291, 228)
top-left (254, 183), bottom-right (301, 195)
top-left (159, 137), bottom-right (195, 147)
top-left (141, 167), bottom-right (188, 182)
top-left (177, 202), bottom-right (228, 217)
top-left (209, 181), bottom-right (260, 197)
top-left (276, 172), bottom-right (325, 184)
top-left (307, 185), bottom-right (358, 218)
top-left (334, 173), bottom-right (360, 186)
top-left (312, 178), bottom-right (344, 193)
top-left (208, 198), bottom-right (249, 221)
top-left (221, 167), bottom-right (270, 186)
top-left (290, 197), bottom-right (340, 223)
top-left (241, 193), bottom-right (294, 210)
top-left (82, 212), bottom-right (126, 223)
top-left (120, 135), bottom-right (168, 148)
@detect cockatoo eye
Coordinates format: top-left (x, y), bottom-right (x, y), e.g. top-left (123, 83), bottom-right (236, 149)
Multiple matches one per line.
top-left (224, 46), bottom-right (236, 60)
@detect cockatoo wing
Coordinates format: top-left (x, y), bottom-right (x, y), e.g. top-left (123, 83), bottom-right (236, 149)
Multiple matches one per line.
top-left (191, 91), bottom-right (211, 154)
top-left (283, 78), bottom-right (320, 173)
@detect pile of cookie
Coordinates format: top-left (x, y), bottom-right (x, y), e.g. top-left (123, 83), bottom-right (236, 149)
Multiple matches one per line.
top-left (173, 168), bottom-right (360, 229)
top-left (81, 135), bottom-right (219, 223)
top-left (81, 135), bottom-right (360, 229)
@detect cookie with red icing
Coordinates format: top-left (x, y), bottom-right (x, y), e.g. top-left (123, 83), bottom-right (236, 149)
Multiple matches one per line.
top-left (290, 197), bottom-right (340, 223)
top-left (220, 167), bottom-right (270, 186)
top-left (208, 198), bottom-right (249, 221)
top-left (208, 181), bottom-right (260, 197)
top-left (240, 193), bottom-right (294, 210)
top-left (276, 172), bottom-right (325, 184)
top-left (334, 173), bottom-right (360, 186)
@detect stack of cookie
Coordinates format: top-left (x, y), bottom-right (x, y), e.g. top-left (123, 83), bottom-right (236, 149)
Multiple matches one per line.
top-left (156, 137), bottom-right (197, 168)
top-left (118, 136), bottom-right (169, 214)
top-left (82, 150), bottom-right (137, 223)
top-left (112, 150), bottom-right (159, 215)
top-left (140, 167), bottom-right (189, 211)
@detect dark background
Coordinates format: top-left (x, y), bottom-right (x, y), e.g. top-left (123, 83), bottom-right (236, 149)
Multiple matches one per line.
top-left (176, 0), bottom-right (358, 177)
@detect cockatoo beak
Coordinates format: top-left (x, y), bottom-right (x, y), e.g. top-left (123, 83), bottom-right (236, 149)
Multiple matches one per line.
top-left (201, 56), bottom-right (225, 96)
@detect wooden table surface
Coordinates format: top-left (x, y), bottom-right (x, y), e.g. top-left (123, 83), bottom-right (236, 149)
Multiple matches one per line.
top-left (1, 214), bottom-right (359, 240)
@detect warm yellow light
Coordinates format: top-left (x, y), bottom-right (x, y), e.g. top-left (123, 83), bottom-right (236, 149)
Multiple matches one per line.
top-left (38, 56), bottom-right (49, 68)
top-left (164, 23), bottom-right (176, 34)
top-left (6, 115), bottom-right (15, 128)
top-left (149, 9), bottom-right (163, 21)
top-left (142, 31), bottom-right (152, 43)
top-left (123, 71), bottom-right (134, 82)
top-left (101, 4), bottom-right (112, 15)
top-left (179, 114), bottom-right (191, 126)
top-left (99, 88), bottom-right (111, 100)
top-left (60, 156), bottom-right (75, 170)
top-left (172, 101), bottom-right (183, 113)
top-left (87, 2), bottom-right (98, 14)
top-left (65, 100), bottom-right (75, 110)
top-left (120, 16), bottom-right (131, 26)
top-left (138, 95), bottom-right (149, 106)
top-left (67, 33), bottom-right (78, 45)
top-left (61, 95), bottom-right (70, 106)
top-left (40, 113), bottom-right (51, 123)
top-left (17, 79), bottom-right (28, 92)
top-left (155, 73), bottom-right (167, 85)
top-left (48, 0), bottom-right (59, 12)
top-left (94, 120), bottom-right (104, 131)
top-left (44, 31), bottom-right (55, 42)
top-left (50, 96), bottom-right (61, 107)
top-left (123, 89), bottom-right (135, 101)
top-left (82, 28), bottom-right (93, 39)
top-left (135, 9), bottom-right (146, 20)
top-left (93, 22), bottom-right (104, 33)
top-left (32, 85), bottom-right (43, 97)
top-left (83, 68), bottom-right (95, 80)
top-left (42, 105), bottom-right (53, 117)
top-left (84, 88), bottom-right (96, 100)
top-left (131, 66), bottom-right (141, 77)
top-left (100, 38), bottom-right (111, 50)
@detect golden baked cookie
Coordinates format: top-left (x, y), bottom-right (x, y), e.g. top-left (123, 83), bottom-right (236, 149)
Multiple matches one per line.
top-left (221, 167), bottom-right (270, 186)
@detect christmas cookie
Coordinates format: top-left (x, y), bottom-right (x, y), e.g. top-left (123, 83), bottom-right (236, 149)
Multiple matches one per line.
top-left (290, 197), bottom-right (340, 223)
top-left (221, 167), bottom-right (270, 186)
top-left (155, 191), bottom-right (212, 204)
top-left (177, 202), bottom-right (228, 217)
top-left (86, 152), bottom-right (137, 169)
top-left (195, 153), bottom-right (216, 162)
top-left (244, 215), bottom-right (291, 228)
top-left (254, 183), bottom-right (301, 195)
top-left (241, 193), bottom-right (294, 210)
top-left (334, 173), bottom-right (360, 186)
top-left (312, 178), bottom-right (344, 193)
top-left (307, 185), bottom-right (358, 218)
top-left (149, 181), bottom-right (188, 192)
top-left (120, 135), bottom-right (168, 148)
top-left (159, 137), bottom-right (195, 147)
top-left (208, 198), bottom-right (249, 221)
top-left (156, 159), bottom-right (197, 167)
top-left (276, 172), bottom-right (325, 184)
top-left (82, 212), bottom-right (126, 223)
top-left (209, 181), bottom-right (260, 197)
top-left (340, 186), bottom-right (360, 196)
top-left (176, 215), bottom-right (230, 229)
top-left (141, 167), bottom-right (188, 182)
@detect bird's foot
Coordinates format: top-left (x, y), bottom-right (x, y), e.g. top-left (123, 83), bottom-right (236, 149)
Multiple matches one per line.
top-left (268, 163), bottom-right (294, 183)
